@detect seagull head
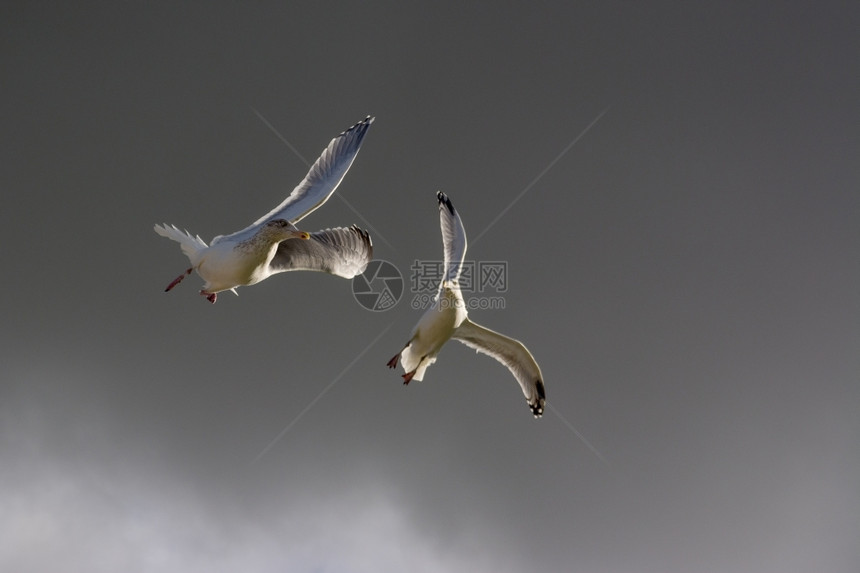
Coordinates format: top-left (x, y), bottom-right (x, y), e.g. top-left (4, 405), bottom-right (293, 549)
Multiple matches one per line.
top-left (262, 219), bottom-right (310, 241)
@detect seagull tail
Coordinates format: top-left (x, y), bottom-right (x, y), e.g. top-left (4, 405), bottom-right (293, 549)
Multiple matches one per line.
top-left (401, 346), bottom-right (433, 382)
top-left (154, 223), bottom-right (208, 263)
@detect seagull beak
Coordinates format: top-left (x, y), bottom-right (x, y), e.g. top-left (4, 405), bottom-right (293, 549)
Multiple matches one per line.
top-left (297, 231), bottom-right (310, 240)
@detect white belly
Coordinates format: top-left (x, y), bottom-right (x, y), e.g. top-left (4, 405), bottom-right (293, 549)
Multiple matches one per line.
top-left (196, 243), bottom-right (269, 292)
top-left (401, 288), bottom-right (467, 380)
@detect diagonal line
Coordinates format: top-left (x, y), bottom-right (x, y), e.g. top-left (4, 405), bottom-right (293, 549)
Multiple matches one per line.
top-left (251, 106), bottom-right (310, 165)
top-left (547, 402), bottom-right (610, 467)
top-left (471, 107), bottom-right (610, 247)
top-left (250, 106), bottom-right (396, 253)
top-left (251, 322), bottom-right (395, 464)
top-left (329, 193), bottom-right (397, 253)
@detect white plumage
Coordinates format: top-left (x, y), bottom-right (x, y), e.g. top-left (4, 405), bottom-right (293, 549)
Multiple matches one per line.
top-left (154, 116), bottom-right (374, 303)
top-left (388, 191), bottom-right (546, 418)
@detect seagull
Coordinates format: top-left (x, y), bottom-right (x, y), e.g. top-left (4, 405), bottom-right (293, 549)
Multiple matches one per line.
top-left (154, 116), bottom-right (374, 303)
top-left (387, 191), bottom-right (546, 417)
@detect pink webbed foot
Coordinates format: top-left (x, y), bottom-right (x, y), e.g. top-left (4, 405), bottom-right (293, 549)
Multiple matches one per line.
top-left (402, 370), bottom-right (416, 385)
top-left (200, 290), bottom-right (217, 304)
top-left (165, 268), bottom-right (193, 292)
top-left (387, 353), bottom-right (400, 369)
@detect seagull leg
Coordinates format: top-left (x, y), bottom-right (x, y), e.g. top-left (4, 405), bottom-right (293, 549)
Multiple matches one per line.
top-left (386, 352), bottom-right (400, 369)
top-left (388, 342), bottom-right (411, 369)
top-left (402, 370), bottom-right (416, 385)
top-left (200, 290), bottom-right (217, 304)
top-left (165, 268), bottom-right (193, 292)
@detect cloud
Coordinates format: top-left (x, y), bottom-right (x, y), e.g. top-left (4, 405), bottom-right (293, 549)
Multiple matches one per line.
top-left (0, 382), bottom-right (524, 573)
top-left (0, 457), bottom-right (520, 573)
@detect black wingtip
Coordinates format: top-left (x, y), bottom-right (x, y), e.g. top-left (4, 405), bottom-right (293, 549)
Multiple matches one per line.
top-left (350, 224), bottom-right (373, 249)
top-left (437, 191), bottom-right (455, 216)
top-left (531, 379), bottom-right (546, 418)
top-left (342, 115), bottom-right (375, 136)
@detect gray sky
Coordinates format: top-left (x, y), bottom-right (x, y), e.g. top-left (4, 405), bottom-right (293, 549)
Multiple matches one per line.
top-left (2, 2), bottom-right (858, 572)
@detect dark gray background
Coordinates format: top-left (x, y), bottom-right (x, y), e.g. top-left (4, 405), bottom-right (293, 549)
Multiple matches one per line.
top-left (2, 2), bottom-right (857, 571)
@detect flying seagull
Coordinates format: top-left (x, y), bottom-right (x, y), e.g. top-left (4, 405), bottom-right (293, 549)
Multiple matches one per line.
top-left (154, 116), bottom-right (374, 303)
top-left (387, 191), bottom-right (546, 417)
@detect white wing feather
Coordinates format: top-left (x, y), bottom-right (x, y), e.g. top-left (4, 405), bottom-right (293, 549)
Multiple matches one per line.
top-left (437, 191), bottom-right (467, 285)
top-left (212, 116), bottom-right (373, 245)
top-left (452, 318), bottom-right (546, 417)
top-left (269, 225), bottom-right (373, 278)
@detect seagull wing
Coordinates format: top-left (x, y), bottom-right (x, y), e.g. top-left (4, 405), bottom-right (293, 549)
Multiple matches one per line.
top-left (452, 318), bottom-right (546, 417)
top-left (268, 225), bottom-right (373, 279)
top-left (437, 191), bottom-right (467, 285)
top-left (213, 116), bottom-right (374, 245)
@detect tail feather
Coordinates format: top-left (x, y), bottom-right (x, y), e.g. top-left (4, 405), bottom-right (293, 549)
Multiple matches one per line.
top-left (412, 360), bottom-right (430, 382)
top-left (401, 344), bottom-right (434, 382)
top-left (154, 223), bottom-right (208, 263)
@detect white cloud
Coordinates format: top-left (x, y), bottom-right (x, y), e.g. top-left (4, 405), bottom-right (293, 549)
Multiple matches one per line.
top-left (0, 406), bottom-right (519, 573)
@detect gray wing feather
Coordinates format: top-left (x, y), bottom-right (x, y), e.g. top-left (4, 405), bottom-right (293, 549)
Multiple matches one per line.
top-left (452, 318), bottom-right (546, 417)
top-left (269, 225), bottom-right (373, 279)
top-left (213, 116), bottom-right (373, 245)
top-left (437, 191), bottom-right (467, 285)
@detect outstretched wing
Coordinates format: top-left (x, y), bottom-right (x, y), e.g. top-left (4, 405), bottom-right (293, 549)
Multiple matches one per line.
top-left (213, 116), bottom-right (374, 245)
top-left (437, 191), bottom-right (467, 285)
top-left (452, 318), bottom-right (546, 417)
top-left (269, 225), bottom-right (373, 279)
